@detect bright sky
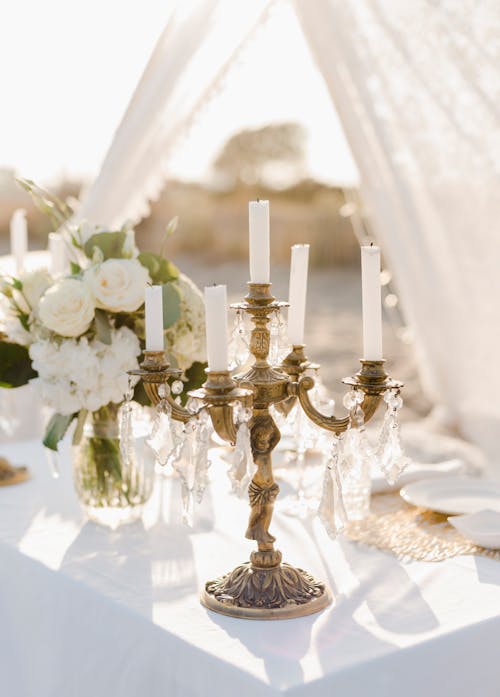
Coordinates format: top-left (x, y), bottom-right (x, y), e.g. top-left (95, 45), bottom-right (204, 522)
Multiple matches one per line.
top-left (0, 0), bottom-right (358, 187)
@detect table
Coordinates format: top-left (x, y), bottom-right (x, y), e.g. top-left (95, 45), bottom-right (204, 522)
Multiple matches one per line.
top-left (1, 439), bottom-right (499, 697)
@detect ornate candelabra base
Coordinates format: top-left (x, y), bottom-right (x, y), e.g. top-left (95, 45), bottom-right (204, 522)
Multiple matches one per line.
top-left (201, 551), bottom-right (331, 620)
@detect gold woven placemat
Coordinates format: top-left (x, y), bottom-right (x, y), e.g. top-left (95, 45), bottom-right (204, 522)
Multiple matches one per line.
top-left (344, 493), bottom-right (500, 562)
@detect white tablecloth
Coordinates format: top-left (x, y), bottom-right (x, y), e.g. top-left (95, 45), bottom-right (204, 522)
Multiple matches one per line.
top-left (1, 439), bottom-right (499, 697)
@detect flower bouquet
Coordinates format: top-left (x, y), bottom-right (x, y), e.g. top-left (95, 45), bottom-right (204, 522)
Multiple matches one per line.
top-left (0, 180), bottom-right (206, 524)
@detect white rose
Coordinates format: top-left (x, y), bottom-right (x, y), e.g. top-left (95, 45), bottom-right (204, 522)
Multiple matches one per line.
top-left (39, 279), bottom-right (95, 337)
top-left (20, 270), bottom-right (52, 311)
top-left (85, 258), bottom-right (149, 312)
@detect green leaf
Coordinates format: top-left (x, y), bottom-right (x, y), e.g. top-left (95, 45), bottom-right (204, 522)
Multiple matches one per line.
top-left (94, 308), bottom-right (112, 345)
top-left (72, 409), bottom-right (88, 446)
top-left (162, 281), bottom-right (182, 328)
top-left (18, 313), bottom-right (30, 332)
top-left (16, 177), bottom-right (72, 226)
top-left (70, 261), bottom-right (82, 275)
top-left (83, 231), bottom-right (127, 261)
top-left (138, 252), bottom-right (179, 284)
top-left (43, 413), bottom-right (75, 451)
top-left (0, 342), bottom-right (37, 388)
top-left (159, 216), bottom-right (179, 258)
top-left (165, 216), bottom-right (179, 238)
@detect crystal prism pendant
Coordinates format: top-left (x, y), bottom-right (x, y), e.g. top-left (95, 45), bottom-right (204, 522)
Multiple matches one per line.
top-left (376, 389), bottom-right (410, 485)
top-left (337, 391), bottom-right (372, 521)
top-left (268, 311), bottom-right (281, 366)
top-left (119, 382), bottom-right (136, 467)
top-left (169, 410), bottom-right (212, 526)
top-left (193, 411), bottom-right (211, 504)
top-left (228, 309), bottom-right (250, 370)
top-left (317, 436), bottom-right (347, 538)
top-left (147, 386), bottom-right (174, 467)
top-left (228, 421), bottom-right (255, 497)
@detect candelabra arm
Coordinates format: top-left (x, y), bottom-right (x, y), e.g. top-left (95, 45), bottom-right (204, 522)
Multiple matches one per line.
top-left (161, 392), bottom-right (192, 424)
top-left (297, 376), bottom-right (350, 434)
top-left (297, 360), bottom-right (402, 434)
top-left (206, 404), bottom-right (238, 445)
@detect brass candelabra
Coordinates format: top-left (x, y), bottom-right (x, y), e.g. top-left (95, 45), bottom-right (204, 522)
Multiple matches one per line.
top-left (132, 282), bottom-right (402, 620)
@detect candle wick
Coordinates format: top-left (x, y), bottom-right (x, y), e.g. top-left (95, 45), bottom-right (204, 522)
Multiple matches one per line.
top-left (370, 241), bottom-right (374, 247)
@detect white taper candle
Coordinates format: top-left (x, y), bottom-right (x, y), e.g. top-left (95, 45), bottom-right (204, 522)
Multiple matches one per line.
top-left (48, 232), bottom-right (67, 276)
top-left (145, 285), bottom-right (164, 351)
top-left (204, 285), bottom-right (229, 371)
top-left (288, 244), bottom-right (310, 346)
top-left (361, 245), bottom-right (383, 360)
top-left (10, 209), bottom-right (28, 275)
top-left (249, 200), bottom-right (270, 283)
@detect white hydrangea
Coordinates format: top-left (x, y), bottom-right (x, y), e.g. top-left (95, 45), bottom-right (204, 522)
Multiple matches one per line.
top-left (29, 326), bottom-right (141, 415)
top-left (166, 274), bottom-right (206, 370)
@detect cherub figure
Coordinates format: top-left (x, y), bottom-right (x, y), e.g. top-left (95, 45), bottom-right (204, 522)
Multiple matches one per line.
top-left (245, 415), bottom-right (280, 545)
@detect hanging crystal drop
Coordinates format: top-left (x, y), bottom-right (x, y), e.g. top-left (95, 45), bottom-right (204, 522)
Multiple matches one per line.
top-left (228, 309), bottom-right (250, 370)
top-left (119, 379), bottom-right (136, 469)
top-left (193, 410), bottom-right (211, 504)
top-left (276, 307), bottom-right (291, 362)
top-left (376, 389), bottom-right (410, 485)
top-left (171, 419), bottom-right (197, 526)
top-left (318, 436), bottom-right (347, 538)
top-left (147, 392), bottom-right (174, 467)
top-left (268, 310), bottom-right (281, 366)
top-left (228, 415), bottom-right (255, 497)
top-left (337, 397), bottom-right (372, 521)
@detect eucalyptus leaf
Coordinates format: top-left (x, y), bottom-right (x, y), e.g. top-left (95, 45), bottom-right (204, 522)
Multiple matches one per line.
top-left (16, 177), bottom-right (71, 226)
top-left (84, 231), bottom-right (127, 261)
top-left (94, 308), bottom-right (112, 345)
top-left (43, 413), bottom-right (75, 451)
top-left (159, 217), bottom-right (179, 258)
top-left (0, 342), bottom-right (37, 388)
top-left (70, 261), bottom-right (82, 275)
top-left (162, 282), bottom-right (182, 328)
top-left (138, 252), bottom-right (179, 284)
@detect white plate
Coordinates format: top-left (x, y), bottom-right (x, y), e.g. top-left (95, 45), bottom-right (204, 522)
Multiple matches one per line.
top-left (400, 476), bottom-right (500, 515)
top-left (448, 510), bottom-right (500, 549)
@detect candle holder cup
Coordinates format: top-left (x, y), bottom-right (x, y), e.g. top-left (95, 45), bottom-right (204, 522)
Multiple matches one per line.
top-left (131, 281), bottom-right (402, 620)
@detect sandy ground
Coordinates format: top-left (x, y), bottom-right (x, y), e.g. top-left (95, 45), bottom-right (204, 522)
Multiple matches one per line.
top-left (174, 255), bottom-right (431, 422)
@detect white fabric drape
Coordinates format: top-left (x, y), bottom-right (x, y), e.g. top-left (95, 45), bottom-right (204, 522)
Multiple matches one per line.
top-left (77, 0), bottom-right (272, 227)
top-left (294, 0), bottom-right (500, 467)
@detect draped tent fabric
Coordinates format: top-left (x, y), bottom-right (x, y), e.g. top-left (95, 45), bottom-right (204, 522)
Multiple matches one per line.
top-left (77, 0), bottom-right (273, 226)
top-left (294, 0), bottom-right (500, 466)
top-left (78, 0), bottom-right (500, 468)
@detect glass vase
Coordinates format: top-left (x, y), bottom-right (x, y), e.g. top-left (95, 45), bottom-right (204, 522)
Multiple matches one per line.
top-left (72, 404), bottom-right (155, 527)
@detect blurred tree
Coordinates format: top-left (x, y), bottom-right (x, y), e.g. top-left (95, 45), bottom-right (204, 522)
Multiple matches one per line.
top-left (213, 122), bottom-right (307, 189)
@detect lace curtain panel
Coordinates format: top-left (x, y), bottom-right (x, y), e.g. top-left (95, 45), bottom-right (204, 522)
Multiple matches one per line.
top-left (79, 0), bottom-right (500, 467)
top-left (295, 0), bottom-right (500, 466)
